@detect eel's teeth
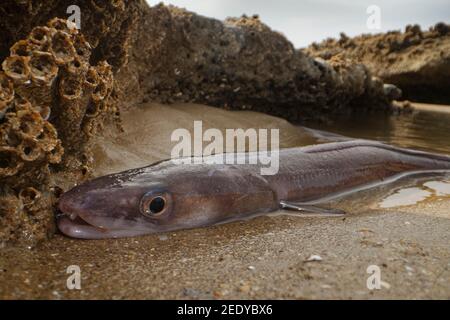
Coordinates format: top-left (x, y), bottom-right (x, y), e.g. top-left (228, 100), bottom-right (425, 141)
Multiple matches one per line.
top-left (69, 212), bottom-right (78, 220)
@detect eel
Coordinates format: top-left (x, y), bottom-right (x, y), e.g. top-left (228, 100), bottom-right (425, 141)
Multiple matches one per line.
top-left (57, 140), bottom-right (450, 239)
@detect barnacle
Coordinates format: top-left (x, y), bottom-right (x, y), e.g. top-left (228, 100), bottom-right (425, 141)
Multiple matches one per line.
top-left (15, 109), bottom-right (43, 138)
top-left (17, 137), bottom-right (41, 162)
top-left (47, 18), bottom-right (77, 35)
top-left (90, 0), bottom-right (108, 12)
top-left (46, 140), bottom-right (63, 164)
top-left (92, 79), bottom-right (109, 102)
top-left (1, 124), bottom-right (20, 147)
top-left (65, 56), bottom-right (88, 75)
top-left (84, 100), bottom-right (101, 118)
top-left (73, 34), bottom-right (92, 61)
top-left (18, 187), bottom-right (41, 208)
top-left (0, 72), bottom-right (14, 117)
top-left (10, 40), bottom-right (36, 57)
top-left (0, 147), bottom-right (23, 177)
top-left (37, 121), bottom-right (58, 152)
top-left (85, 67), bottom-right (100, 88)
top-left (12, 95), bottom-right (32, 111)
top-left (59, 77), bottom-right (83, 100)
top-left (34, 104), bottom-right (51, 120)
top-left (29, 51), bottom-right (58, 85)
top-left (50, 31), bottom-right (76, 65)
top-left (28, 26), bottom-right (53, 47)
top-left (111, 0), bottom-right (125, 10)
top-left (2, 55), bottom-right (31, 84)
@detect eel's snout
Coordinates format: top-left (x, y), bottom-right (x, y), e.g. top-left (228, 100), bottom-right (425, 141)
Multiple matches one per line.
top-left (57, 191), bottom-right (80, 219)
top-left (57, 190), bottom-right (110, 239)
top-left (56, 183), bottom-right (158, 239)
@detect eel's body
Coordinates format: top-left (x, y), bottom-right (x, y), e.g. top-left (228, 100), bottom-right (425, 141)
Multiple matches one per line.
top-left (57, 140), bottom-right (450, 239)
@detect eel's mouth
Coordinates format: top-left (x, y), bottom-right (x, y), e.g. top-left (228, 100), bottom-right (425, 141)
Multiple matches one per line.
top-left (56, 191), bottom-right (132, 239)
top-left (56, 206), bottom-right (153, 239)
top-left (56, 212), bottom-right (112, 239)
top-left (57, 212), bottom-right (152, 239)
top-left (56, 187), bottom-right (163, 239)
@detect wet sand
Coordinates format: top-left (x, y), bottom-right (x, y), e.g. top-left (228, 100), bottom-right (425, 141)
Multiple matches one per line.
top-left (1, 198), bottom-right (449, 299)
top-left (411, 102), bottom-right (450, 114)
top-left (91, 103), bottom-right (318, 176)
top-left (1, 103), bottom-right (450, 299)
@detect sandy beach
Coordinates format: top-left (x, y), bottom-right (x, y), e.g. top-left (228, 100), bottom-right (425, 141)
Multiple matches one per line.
top-left (1, 195), bottom-right (449, 299)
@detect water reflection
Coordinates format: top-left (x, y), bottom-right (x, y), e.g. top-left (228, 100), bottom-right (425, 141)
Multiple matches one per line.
top-left (304, 104), bottom-right (450, 209)
top-left (305, 106), bottom-right (450, 155)
top-left (378, 179), bottom-right (450, 209)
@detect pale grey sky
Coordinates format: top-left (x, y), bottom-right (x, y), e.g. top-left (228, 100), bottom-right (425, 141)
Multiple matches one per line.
top-left (147, 0), bottom-right (449, 47)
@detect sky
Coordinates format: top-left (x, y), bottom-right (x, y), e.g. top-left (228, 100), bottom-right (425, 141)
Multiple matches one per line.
top-left (146, 0), bottom-right (449, 47)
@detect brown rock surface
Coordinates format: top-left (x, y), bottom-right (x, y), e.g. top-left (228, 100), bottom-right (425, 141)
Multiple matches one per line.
top-left (117, 4), bottom-right (395, 121)
top-left (305, 23), bottom-right (450, 104)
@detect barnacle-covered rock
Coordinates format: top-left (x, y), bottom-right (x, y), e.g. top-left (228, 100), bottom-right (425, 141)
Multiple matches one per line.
top-left (115, 4), bottom-right (397, 122)
top-left (305, 22), bottom-right (450, 104)
top-left (0, 1), bottom-right (134, 71)
top-left (0, 18), bottom-right (115, 245)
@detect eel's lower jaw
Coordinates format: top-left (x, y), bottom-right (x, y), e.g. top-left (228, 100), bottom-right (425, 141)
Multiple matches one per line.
top-left (57, 214), bottom-right (154, 239)
top-left (57, 215), bottom-right (111, 239)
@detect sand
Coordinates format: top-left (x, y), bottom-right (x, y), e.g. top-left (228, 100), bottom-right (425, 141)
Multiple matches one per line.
top-left (1, 103), bottom-right (449, 299)
top-left (412, 102), bottom-right (450, 114)
top-left (1, 198), bottom-right (449, 299)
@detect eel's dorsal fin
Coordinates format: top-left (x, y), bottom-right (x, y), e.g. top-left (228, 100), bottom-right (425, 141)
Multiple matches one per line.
top-left (279, 200), bottom-right (346, 216)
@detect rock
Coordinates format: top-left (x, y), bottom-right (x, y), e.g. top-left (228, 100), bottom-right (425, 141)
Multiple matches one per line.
top-left (380, 281), bottom-right (391, 289)
top-left (305, 255), bottom-right (323, 262)
top-left (239, 284), bottom-right (251, 293)
top-left (305, 22), bottom-right (450, 104)
top-left (383, 84), bottom-right (402, 100)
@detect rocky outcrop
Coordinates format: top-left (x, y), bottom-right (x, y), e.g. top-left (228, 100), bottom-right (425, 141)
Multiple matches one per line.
top-left (116, 5), bottom-right (397, 122)
top-left (305, 23), bottom-right (450, 104)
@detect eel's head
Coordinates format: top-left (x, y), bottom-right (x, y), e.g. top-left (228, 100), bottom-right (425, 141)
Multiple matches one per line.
top-left (57, 172), bottom-right (180, 239)
top-left (57, 165), bottom-right (278, 239)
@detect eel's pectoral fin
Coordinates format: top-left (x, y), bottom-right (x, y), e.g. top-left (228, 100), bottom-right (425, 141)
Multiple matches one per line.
top-left (279, 200), bottom-right (346, 216)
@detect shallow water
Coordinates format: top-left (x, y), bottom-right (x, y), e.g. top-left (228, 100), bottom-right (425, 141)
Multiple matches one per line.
top-left (304, 103), bottom-right (450, 209)
top-left (305, 103), bottom-right (450, 155)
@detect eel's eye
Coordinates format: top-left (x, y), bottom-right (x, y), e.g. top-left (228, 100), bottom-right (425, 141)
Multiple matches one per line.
top-left (140, 191), bottom-right (171, 218)
top-left (148, 196), bottom-right (165, 215)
